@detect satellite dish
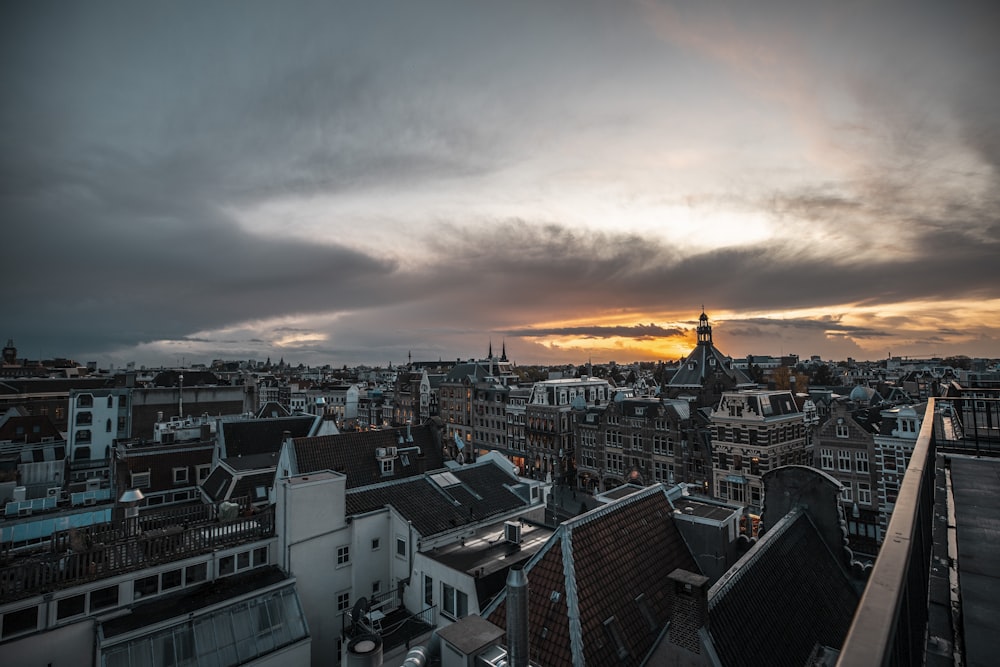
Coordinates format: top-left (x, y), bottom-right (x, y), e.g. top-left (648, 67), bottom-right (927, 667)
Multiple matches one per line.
top-left (350, 596), bottom-right (370, 634)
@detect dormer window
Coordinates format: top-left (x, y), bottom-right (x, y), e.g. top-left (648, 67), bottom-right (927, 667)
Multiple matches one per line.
top-left (836, 418), bottom-right (849, 438)
top-left (381, 458), bottom-right (394, 475)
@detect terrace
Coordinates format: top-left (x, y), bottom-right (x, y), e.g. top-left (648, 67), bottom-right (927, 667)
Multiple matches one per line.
top-left (837, 397), bottom-right (1000, 666)
top-left (0, 501), bottom-right (274, 603)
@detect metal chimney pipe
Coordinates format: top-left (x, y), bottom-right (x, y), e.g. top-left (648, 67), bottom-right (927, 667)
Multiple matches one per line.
top-left (506, 565), bottom-right (529, 667)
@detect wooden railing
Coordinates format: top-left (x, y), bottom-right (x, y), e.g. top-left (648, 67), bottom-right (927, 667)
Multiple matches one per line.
top-left (0, 505), bottom-right (274, 602)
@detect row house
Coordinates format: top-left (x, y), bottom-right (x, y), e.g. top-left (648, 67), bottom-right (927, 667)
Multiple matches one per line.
top-left (503, 386), bottom-right (531, 472)
top-left (813, 400), bottom-right (880, 558)
top-left (873, 403), bottom-right (924, 536)
top-left (574, 396), bottom-right (693, 494)
top-left (524, 377), bottom-right (611, 483)
top-left (709, 390), bottom-right (810, 524)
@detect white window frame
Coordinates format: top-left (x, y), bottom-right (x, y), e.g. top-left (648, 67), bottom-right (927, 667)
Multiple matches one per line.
top-left (837, 450), bottom-right (852, 472)
top-left (441, 582), bottom-right (469, 620)
top-left (173, 467), bottom-right (188, 484)
top-left (855, 451), bottom-right (869, 473)
top-left (196, 464), bottom-right (212, 483)
top-left (396, 536), bottom-right (407, 559)
top-left (858, 482), bottom-right (872, 505)
top-left (336, 544), bottom-right (350, 567)
top-left (841, 481), bottom-right (853, 502)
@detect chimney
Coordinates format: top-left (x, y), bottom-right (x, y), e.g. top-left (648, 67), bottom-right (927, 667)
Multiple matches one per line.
top-left (506, 566), bottom-right (529, 667)
top-left (666, 569), bottom-right (710, 654)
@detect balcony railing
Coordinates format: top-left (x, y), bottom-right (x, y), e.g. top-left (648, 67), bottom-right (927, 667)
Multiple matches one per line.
top-left (836, 399), bottom-right (938, 667)
top-left (0, 505), bottom-right (274, 602)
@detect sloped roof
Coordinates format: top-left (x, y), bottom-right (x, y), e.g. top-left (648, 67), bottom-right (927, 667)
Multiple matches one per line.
top-left (289, 424), bottom-right (444, 488)
top-left (707, 509), bottom-right (859, 667)
top-left (344, 461), bottom-right (526, 536)
top-left (668, 341), bottom-right (754, 389)
top-left (221, 414), bottom-right (316, 458)
top-left (484, 485), bottom-right (700, 667)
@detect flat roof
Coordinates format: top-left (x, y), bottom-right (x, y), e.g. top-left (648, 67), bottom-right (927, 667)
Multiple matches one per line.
top-left (424, 520), bottom-right (552, 578)
top-left (673, 496), bottom-right (741, 523)
top-left (950, 455), bottom-right (1000, 665)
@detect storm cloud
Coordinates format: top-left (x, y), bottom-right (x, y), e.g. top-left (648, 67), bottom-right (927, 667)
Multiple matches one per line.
top-left (2, 1), bottom-right (998, 366)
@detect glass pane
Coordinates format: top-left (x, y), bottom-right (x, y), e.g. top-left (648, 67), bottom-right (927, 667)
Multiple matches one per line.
top-left (130, 639), bottom-right (153, 667)
top-left (104, 646), bottom-right (130, 667)
top-left (267, 596), bottom-right (291, 646)
top-left (282, 590), bottom-right (306, 640)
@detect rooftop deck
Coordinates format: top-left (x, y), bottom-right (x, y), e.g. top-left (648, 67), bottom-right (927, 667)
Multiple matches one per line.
top-left (837, 398), bottom-right (1000, 666)
top-left (0, 502), bottom-right (274, 603)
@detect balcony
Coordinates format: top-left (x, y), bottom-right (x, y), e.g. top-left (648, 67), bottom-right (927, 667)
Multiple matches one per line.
top-left (837, 398), bottom-right (1000, 666)
top-left (0, 504), bottom-right (275, 603)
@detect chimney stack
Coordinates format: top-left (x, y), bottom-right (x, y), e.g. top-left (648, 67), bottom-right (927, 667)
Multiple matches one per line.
top-left (506, 565), bottom-right (529, 667)
top-left (666, 569), bottom-right (710, 654)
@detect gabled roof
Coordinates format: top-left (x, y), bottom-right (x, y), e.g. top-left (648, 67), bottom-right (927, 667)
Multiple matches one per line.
top-left (344, 460), bottom-right (526, 536)
top-left (707, 509), bottom-right (859, 667)
top-left (288, 424), bottom-right (444, 488)
top-left (668, 343), bottom-right (754, 388)
top-left (484, 485), bottom-right (699, 667)
top-left (220, 414), bottom-right (316, 458)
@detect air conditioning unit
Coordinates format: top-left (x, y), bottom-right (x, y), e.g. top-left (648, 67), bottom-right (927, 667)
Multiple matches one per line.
top-left (47, 487), bottom-right (61, 498)
top-left (376, 447), bottom-right (387, 458)
top-left (504, 521), bottom-right (522, 545)
top-left (386, 446), bottom-right (398, 457)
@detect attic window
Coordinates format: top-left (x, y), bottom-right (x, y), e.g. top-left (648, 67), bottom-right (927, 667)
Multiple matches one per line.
top-left (603, 616), bottom-right (630, 660)
top-left (635, 593), bottom-right (658, 631)
top-left (381, 458), bottom-right (394, 475)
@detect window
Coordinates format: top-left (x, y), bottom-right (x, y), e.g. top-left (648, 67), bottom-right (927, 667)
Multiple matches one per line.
top-left (381, 458), bottom-right (394, 475)
top-left (836, 420), bottom-right (849, 438)
top-left (90, 584), bottom-right (120, 611)
top-left (77, 394), bottom-right (94, 408)
top-left (732, 453), bottom-right (743, 471)
top-left (57, 594), bottom-right (86, 620)
top-left (197, 464), bottom-right (212, 483)
top-left (173, 467), bottom-right (189, 484)
top-left (858, 482), bottom-right (872, 505)
top-left (820, 449), bottom-right (834, 470)
top-left (134, 575), bottom-right (159, 599)
top-left (371, 538), bottom-right (380, 551)
top-left (855, 451), bottom-right (869, 473)
top-left (838, 450), bottom-right (852, 472)
top-left (841, 481), bottom-right (853, 502)
top-left (161, 569), bottom-right (182, 591)
top-left (424, 574), bottom-right (433, 606)
top-left (717, 450), bottom-right (728, 470)
top-left (337, 545), bottom-right (350, 566)
top-left (372, 580), bottom-right (381, 595)
top-left (76, 429), bottom-right (92, 443)
top-left (2, 606), bottom-right (37, 638)
top-left (237, 551), bottom-right (251, 570)
top-left (750, 457), bottom-right (760, 476)
top-left (185, 563), bottom-right (208, 585)
top-left (337, 591), bottom-right (351, 613)
top-left (220, 555), bottom-right (236, 576)
top-left (396, 536), bottom-right (407, 558)
top-left (253, 547), bottom-right (268, 567)
top-left (441, 583), bottom-right (468, 620)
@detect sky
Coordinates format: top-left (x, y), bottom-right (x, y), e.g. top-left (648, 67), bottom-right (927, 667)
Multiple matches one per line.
top-left (3, 1), bottom-right (999, 369)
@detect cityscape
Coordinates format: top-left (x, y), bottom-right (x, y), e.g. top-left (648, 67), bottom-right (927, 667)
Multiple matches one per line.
top-left (1, 319), bottom-right (998, 666)
top-left (4, 2), bottom-right (1000, 666)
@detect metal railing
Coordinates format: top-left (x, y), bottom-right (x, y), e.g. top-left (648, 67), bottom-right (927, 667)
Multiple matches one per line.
top-left (837, 399), bottom-right (938, 667)
top-left (0, 505), bottom-right (274, 602)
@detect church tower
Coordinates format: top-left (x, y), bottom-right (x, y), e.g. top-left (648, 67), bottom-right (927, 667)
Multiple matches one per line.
top-left (697, 310), bottom-right (712, 345)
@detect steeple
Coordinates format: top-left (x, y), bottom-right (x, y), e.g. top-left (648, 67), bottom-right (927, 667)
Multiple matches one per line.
top-left (488, 339), bottom-right (493, 360)
top-left (501, 339), bottom-right (508, 362)
top-left (697, 309), bottom-right (713, 346)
